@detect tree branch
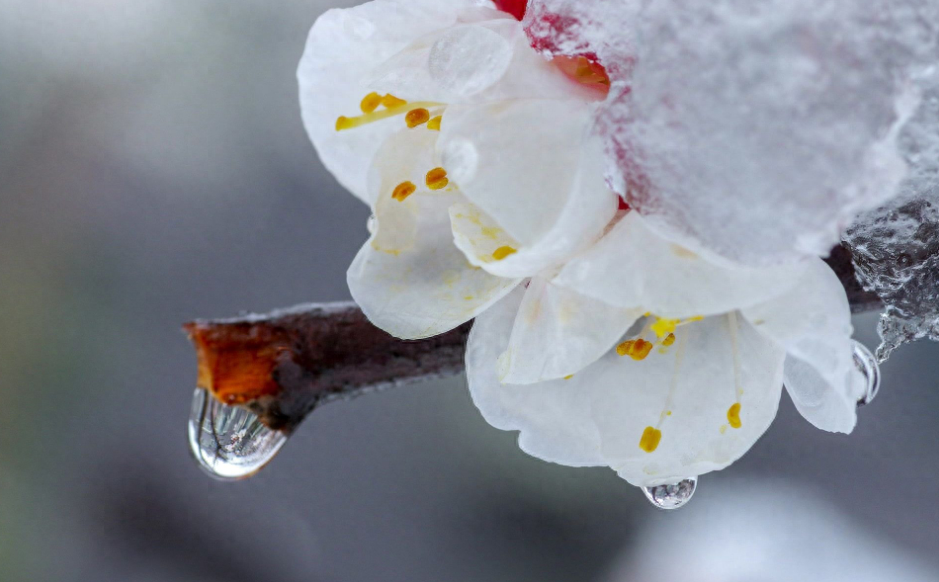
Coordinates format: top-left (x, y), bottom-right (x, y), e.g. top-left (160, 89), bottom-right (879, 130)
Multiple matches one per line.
top-left (184, 246), bottom-right (879, 432)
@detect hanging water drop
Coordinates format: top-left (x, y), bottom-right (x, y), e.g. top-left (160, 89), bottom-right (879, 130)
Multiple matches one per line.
top-left (852, 341), bottom-right (881, 406)
top-left (642, 477), bottom-right (697, 510)
top-left (188, 388), bottom-right (288, 481)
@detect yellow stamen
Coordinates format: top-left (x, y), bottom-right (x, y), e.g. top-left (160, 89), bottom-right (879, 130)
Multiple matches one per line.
top-left (360, 92), bottom-right (382, 113)
top-left (335, 100), bottom-right (443, 132)
top-left (427, 115), bottom-right (442, 131)
top-left (381, 93), bottom-right (407, 108)
top-left (727, 403), bottom-right (742, 429)
top-left (492, 246), bottom-right (517, 261)
top-left (425, 167), bottom-right (449, 190)
top-left (392, 181), bottom-right (417, 202)
top-left (639, 426), bottom-right (662, 453)
top-left (650, 317), bottom-right (680, 338)
top-left (405, 108), bottom-right (431, 128)
top-left (616, 338), bottom-right (653, 361)
top-left (662, 333), bottom-right (676, 347)
top-left (563, 374), bottom-right (574, 380)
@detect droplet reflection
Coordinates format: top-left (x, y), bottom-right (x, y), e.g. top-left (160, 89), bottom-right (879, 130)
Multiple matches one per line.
top-left (188, 388), bottom-right (288, 481)
top-left (852, 341), bottom-right (881, 406)
top-left (642, 477), bottom-right (698, 510)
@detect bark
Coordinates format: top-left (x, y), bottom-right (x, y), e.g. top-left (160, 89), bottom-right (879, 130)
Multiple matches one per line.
top-left (184, 246), bottom-right (879, 432)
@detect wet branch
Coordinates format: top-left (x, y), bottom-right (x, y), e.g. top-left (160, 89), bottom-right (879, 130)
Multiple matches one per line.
top-left (184, 246), bottom-right (880, 432)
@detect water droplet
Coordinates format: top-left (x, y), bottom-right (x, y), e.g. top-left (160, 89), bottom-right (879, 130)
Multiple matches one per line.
top-left (642, 477), bottom-right (697, 510)
top-left (853, 341), bottom-right (881, 406)
top-left (188, 388), bottom-right (288, 481)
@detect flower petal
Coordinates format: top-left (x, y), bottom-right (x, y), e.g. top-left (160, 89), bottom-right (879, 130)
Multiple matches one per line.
top-left (741, 259), bottom-right (865, 433)
top-left (440, 100), bottom-right (617, 276)
top-left (589, 313), bottom-right (786, 486)
top-left (298, 0), bottom-right (478, 203)
top-left (466, 286), bottom-right (606, 466)
top-left (554, 212), bottom-right (806, 318)
top-left (370, 18), bottom-right (603, 105)
top-left (497, 276), bottom-right (642, 384)
top-left (348, 127), bottom-right (519, 339)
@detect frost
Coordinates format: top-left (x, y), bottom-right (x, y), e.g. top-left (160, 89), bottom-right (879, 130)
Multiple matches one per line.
top-left (524, 0), bottom-right (641, 77)
top-left (844, 68), bottom-right (939, 360)
top-left (526, 0), bottom-right (939, 265)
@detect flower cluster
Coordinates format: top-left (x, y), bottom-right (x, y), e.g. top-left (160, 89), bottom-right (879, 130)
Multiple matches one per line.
top-left (298, 0), bottom-right (873, 487)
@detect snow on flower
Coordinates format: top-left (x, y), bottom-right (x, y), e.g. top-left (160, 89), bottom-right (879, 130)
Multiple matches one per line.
top-left (298, 0), bottom-right (871, 487)
top-left (525, 0), bottom-right (937, 266)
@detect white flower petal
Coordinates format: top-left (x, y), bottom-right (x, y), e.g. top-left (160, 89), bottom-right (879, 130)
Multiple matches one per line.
top-left (554, 212), bottom-right (807, 318)
top-left (298, 0), bottom-right (478, 203)
top-left (440, 101), bottom-right (617, 278)
top-left (498, 277), bottom-right (642, 384)
top-left (348, 127), bottom-right (519, 339)
top-left (741, 259), bottom-right (864, 433)
top-left (439, 99), bottom-right (614, 247)
top-left (589, 313), bottom-right (786, 486)
top-left (466, 287), bottom-right (607, 466)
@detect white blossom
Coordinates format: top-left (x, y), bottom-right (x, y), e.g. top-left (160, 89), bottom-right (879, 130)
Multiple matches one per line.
top-left (299, 0), bottom-right (869, 486)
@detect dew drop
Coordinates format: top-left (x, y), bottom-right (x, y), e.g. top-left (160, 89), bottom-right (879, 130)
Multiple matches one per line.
top-left (187, 388), bottom-right (288, 481)
top-left (853, 341), bottom-right (881, 407)
top-left (642, 477), bottom-right (697, 510)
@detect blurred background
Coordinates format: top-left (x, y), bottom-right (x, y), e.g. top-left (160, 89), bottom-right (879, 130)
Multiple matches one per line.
top-left (2, 1), bottom-right (939, 580)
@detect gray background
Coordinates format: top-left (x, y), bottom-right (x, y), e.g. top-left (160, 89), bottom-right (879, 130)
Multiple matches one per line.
top-left (1, 1), bottom-right (938, 580)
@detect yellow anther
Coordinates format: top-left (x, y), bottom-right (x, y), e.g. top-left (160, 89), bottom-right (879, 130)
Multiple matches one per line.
top-left (563, 374), bottom-right (574, 380)
top-left (616, 338), bottom-right (653, 361)
top-left (381, 94), bottom-right (407, 108)
top-left (650, 317), bottom-right (680, 338)
top-left (727, 403), bottom-right (742, 429)
top-left (686, 315), bottom-right (704, 322)
top-left (427, 115), bottom-right (442, 131)
top-left (425, 167), bottom-right (449, 190)
top-left (616, 340), bottom-right (633, 356)
top-left (360, 92), bottom-right (382, 113)
top-left (639, 426), bottom-right (662, 453)
top-left (405, 108), bottom-right (431, 128)
top-left (492, 246), bottom-right (517, 261)
top-left (392, 181), bottom-right (417, 202)
top-left (335, 100), bottom-right (443, 132)
top-left (662, 333), bottom-right (676, 347)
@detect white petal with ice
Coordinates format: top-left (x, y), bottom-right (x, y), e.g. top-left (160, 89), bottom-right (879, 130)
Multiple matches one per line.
top-left (741, 259), bottom-right (864, 433)
top-left (555, 212), bottom-right (806, 318)
top-left (439, 99), bottom-right (615, 249)
top-left (467, 287), bottom-right (607, 466)
top-left (497, 277), bottom-right (642, 384)
top-left (347, 128), bottom-right (519, 339)
top-left (447, 128), bottom-right (617, 279)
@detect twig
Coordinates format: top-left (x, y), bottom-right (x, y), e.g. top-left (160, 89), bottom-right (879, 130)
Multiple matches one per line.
top-left (184, 246), bottom-right (879, 432)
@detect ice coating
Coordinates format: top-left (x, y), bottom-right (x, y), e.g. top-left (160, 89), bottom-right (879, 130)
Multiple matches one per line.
top-left (524, 0), bottom-right (641, 77)
top-left (844, 68), bottom-right (939, 360)
top-left (525, 0), bottom-right (939, 265)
